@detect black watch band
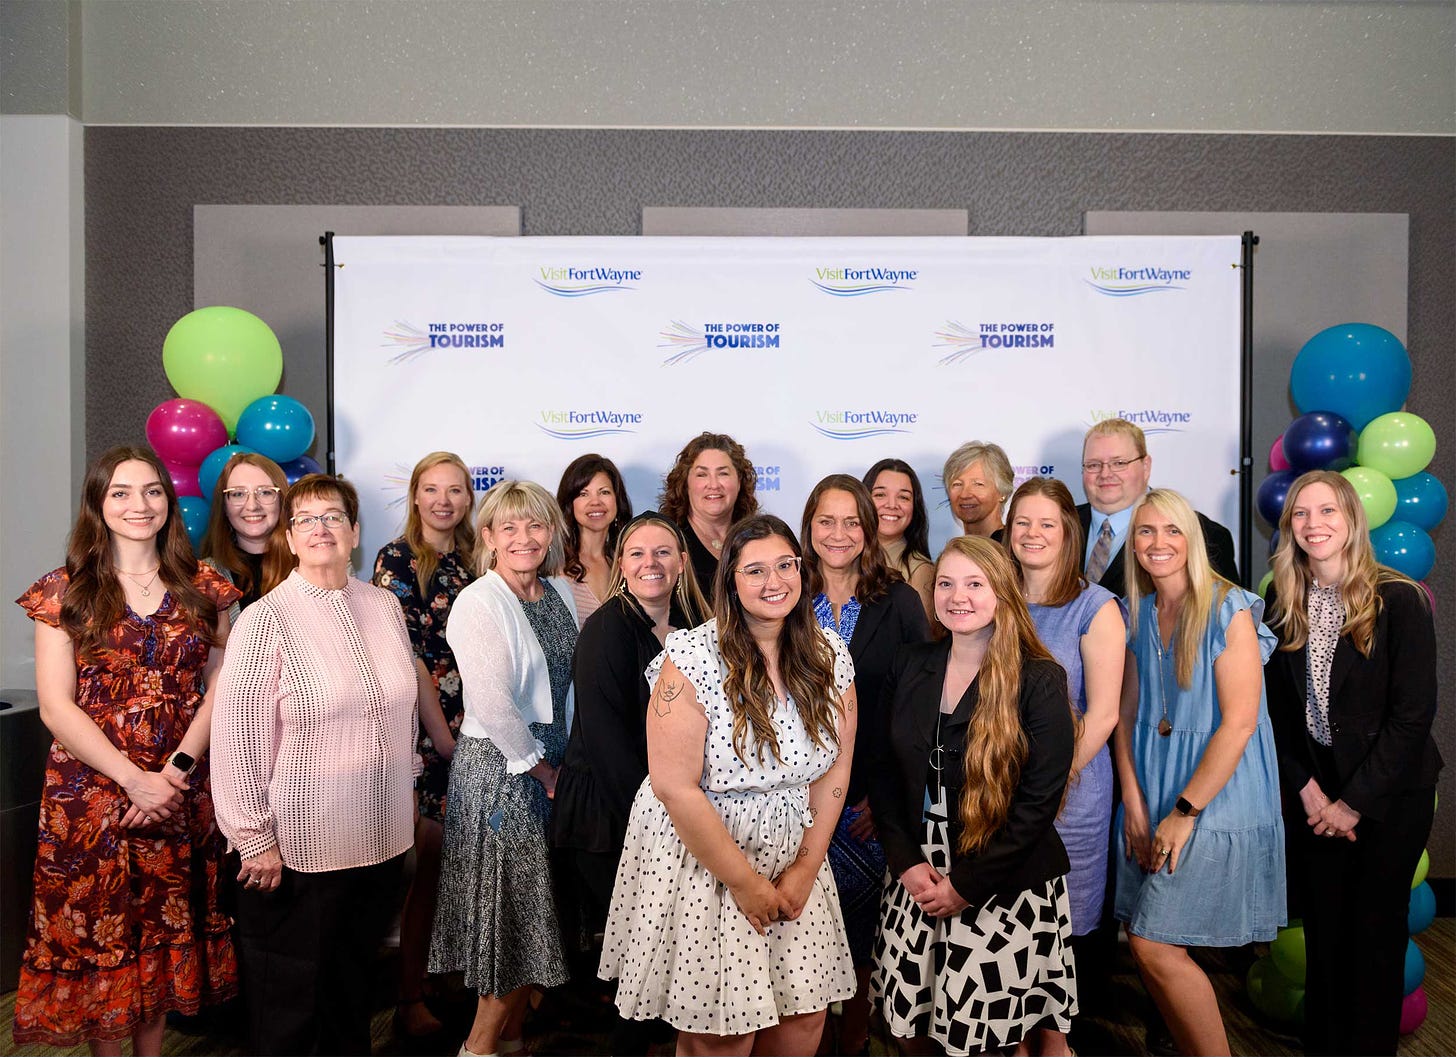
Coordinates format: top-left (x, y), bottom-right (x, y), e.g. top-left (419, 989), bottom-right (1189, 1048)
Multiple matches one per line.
top-left (170, 751), bottom-right (197, 776)
top-left (1175, 795), bottom-right (1202, 818)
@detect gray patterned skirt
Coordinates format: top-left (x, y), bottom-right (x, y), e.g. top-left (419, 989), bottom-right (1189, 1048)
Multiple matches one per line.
top-left (428, 734), bottom-right (568, 997)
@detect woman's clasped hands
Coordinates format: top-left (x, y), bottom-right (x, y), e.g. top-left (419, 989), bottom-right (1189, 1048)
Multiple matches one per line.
top-left (901, 861), bottom-right (969, 918)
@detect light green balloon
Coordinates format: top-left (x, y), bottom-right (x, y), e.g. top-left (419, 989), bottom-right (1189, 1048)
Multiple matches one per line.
top-left (1341, 466), bottom-right (1398, 528)
top-left (162, 307), bottom-right (283, 434)
top-left (1357, 412), bottom-right (1437, 481)
top-left (1248, 956), bottom-right (1305, 1023)
top-left (1258, 571), bottom-right (1273, 599)
top-left (1412, 848), bottom-right (1429, 890)
top-left (1270, 925), bottom-right (1307, 985)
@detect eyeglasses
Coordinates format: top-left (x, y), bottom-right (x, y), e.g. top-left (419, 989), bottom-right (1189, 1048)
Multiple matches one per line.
top-left (735, 556), bottom-right (802, 585)
top-left (222, 486), bottom-right (282, 506)
top-left (1081, 456), bottom-right (1145, 475)
top-left (290, 512), bottom-right (350, 532)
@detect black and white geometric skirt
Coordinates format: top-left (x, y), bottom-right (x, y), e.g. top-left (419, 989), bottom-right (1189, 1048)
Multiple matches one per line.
top-left (870, 785), bottom-right (1078, 1054)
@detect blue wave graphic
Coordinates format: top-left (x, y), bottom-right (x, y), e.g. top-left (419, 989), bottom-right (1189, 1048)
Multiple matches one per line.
top-left (1142, 428), bottom-right (1186, 435)
top-left (1085, 281), bottom-right (1186, 297)
top-left (534, 280), bottom-right (635, 297)
top-left (810, 281), bottom-right (911, 297)
top-left (535, 425), bottom-right (636, 440)
top-left (810, 424), bottom-right (912, 440)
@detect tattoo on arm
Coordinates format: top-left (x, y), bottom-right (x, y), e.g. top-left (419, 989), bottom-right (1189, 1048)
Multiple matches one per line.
top-left (650, 681), bottom-right (669, 718)
top-left (832, 786), bottom-right (844, 799)
top-left (661, 679), bottom-right (684, 702)
top-left (652, 677), bottom-right (685, 718)
top-left (797, 846), bottom-right (809, 859)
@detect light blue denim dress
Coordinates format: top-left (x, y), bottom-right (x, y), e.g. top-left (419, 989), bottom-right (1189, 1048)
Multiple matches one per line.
top-left (1114, 587), bottom-right (1287, 946)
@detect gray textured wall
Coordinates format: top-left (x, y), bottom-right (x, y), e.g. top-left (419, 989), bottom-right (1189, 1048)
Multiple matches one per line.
top-left (82, 127), bottom-right (1453, 873)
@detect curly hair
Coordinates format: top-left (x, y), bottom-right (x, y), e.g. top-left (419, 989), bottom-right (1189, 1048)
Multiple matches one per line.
top-left (658, 432), bottom-right (758, 526)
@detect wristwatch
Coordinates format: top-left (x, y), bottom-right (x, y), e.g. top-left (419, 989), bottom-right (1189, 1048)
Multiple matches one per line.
top-left (169, 751), bottom-right (197, 776)
top-left (1175, 795), bottom-right (1202, 818)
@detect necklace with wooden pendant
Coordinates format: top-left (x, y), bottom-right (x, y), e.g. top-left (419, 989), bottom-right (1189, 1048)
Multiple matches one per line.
top-left (1152, 616), bottom-right (1174, 737)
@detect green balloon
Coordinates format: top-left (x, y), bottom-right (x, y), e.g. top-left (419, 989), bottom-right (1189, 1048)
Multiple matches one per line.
top-left (162, 307), bottom-right (283, 434)
top-left (1412, 848), bottom-right (1429, 890)
top-left (1258, 571), bottom-right (1273, 599)
top-left (1357, 412), bottom-right (1437, 481)
top-left (1270, 925), bottom-right (1307, 985)
top-left (1248, 956), bottom-right (1305, 1023)
top-left (1341, 466), bottom-right (1398, 528)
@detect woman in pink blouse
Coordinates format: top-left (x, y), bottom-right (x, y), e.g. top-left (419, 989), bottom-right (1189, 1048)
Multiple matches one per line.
top-left (212, 474), bottom-right (423, 1056)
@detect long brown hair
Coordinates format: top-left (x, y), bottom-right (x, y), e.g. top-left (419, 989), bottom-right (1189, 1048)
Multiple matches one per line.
top-left (715, 515), bottom-right (840, 765)
top-left (1269, 469), bottom-right (1422, 657)
top-left (659, 432), bottom-right (758, 526)
top-left (938, 536), bottom-right (1063, 855)
top-left (404, 452), bottom-right (477, 601)
top-left (1004, 476), bottom-right (1087, 608)
top-left (799, 474), bottom-right (895, 605)
top-left (201, 452), bottom-right (294, 599)
top-left (862, 458), bottom-right (932, 564)
top-left (62, 446), bottom-right (219, 660)
top-left (607, 512), bottom-right (710, 626)
top-left (556, 453), bottom-right (633, 582)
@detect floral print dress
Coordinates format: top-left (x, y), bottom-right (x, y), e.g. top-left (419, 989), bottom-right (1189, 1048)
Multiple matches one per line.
top-left (372, 538), bottom-right (475, 822)
top-left (12, 564), bottom-right (240, 1046)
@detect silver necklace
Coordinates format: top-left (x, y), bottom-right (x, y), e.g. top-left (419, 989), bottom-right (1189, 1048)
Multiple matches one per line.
top-left (119, 567), bottom-right (162, 597)
top-left (1151, 605), bottom-right (1174, 737)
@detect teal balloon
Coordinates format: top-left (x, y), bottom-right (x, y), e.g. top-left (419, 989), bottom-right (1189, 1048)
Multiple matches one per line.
top-left (162, 306), bottom-right (283, 434)
top-left (1404, 938), bottom-right (1425, 995)
top-left (1290, 323), bottom-right (1411, 431)
top-left (1371, 521), bottom-right (1435, 581)
top-left (1357, 412), bottom-right (1437, 480)
top-left (177, 496), bottom-right (210, 552)
top-left (199, 444), bottom-right (255, 502)
top-left (1393, 472), bottom-right (1448, 531)
top-left (1408, 881), bottom-right (1436, 934)
top-left (1340, 466), bottom-right (1398, 529)
top-left (1247, 956), bottom-right (1304, 1023)
top-left (236, 395), bottom-right (316, 463)
top-left (1270, 925), bottom-right (1307, 985)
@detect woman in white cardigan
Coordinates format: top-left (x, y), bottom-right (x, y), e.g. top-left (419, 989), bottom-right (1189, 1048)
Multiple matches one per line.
top-left (430, 480), bottom-right (579, 1057)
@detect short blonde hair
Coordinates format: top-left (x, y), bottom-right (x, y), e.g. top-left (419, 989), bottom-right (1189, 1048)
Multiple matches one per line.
top-left (943, 441), bottom-right (1014, 500)
top-left (475, 480), bottom-right (566, 577)
top-left (1083, 417), bottom-right (1148, 459)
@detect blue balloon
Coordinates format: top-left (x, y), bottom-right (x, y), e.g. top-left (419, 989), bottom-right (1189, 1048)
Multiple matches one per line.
top-left (1371, 521), bottom-right (1436, 581)
top-left (1408, 881), bottom-right (1436, 935)
top-left (277, 454), bottom-right (324, 486)
top-left (235, 395), bottom-right (316, 463)
top-left (1393, 472), bottom-right (1448, 532)
top-left (1283, 411), bottom-right (1358, 472)
top-left (199, 444), bottom-right (255, 501)
top-left (1257, 470), bottom-right (1299, 528)
top-left (1404, 938), bottom-right (1426, 995)
top-left (1291, 323), bottom-right (1412, 431)
top-left (1269, 529), bottom-right (1281, 558)
top-left (177, 495), bottom-right (210, 552)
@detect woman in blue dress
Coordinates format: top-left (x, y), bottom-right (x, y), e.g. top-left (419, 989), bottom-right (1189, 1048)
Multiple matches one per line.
top-left (1006, 478), bottom-right (1124, 1055)
top-left (1114, 489), bottom-right (1285, 1056)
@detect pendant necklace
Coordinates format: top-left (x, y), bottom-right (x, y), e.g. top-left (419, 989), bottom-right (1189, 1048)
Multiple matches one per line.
top-left (119, 566), bottom-right (161, 598)
top-left (1152, 604), bottom-right (1173, 737)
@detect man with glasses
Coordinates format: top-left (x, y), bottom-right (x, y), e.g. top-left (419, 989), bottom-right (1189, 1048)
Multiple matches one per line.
top-left (1076, 417), bottom-right (1238, 597)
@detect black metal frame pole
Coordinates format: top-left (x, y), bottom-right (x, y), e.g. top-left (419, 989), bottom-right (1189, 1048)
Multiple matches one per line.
top-left (321, 232), bottom-right (337, 474)
top-left (1239, 231), bottom-right (1259, 588)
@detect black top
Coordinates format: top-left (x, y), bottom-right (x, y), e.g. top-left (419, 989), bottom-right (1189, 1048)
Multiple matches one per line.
top-left (552, 591), bottom-right (694, 854)
top-left (1264, 579), bottom-right (1442, 822)
top-left (236, 550), bottom-right (266, 610)
top-left (869, 644), bottom-right (1073, 910)
top-left (682, 524), bottom-right (721, 604)
top-left (843, 580), bottom-right (931, 803)
top-left (1076, 502), bottom-right (1240, 596)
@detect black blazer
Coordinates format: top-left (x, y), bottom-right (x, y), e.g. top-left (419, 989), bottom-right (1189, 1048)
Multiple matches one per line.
top-left (1076, 502), bottom-right (1240, 596)
top-left (1264, 580), bottom-right (1442, 822)
top-left (868, 643), bottom-right (1073, 911)
top-left (843, 580), bottom-right (931, 803)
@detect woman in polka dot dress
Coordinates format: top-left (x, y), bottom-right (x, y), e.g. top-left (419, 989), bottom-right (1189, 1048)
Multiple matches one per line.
top-left (600, 514), bottom-right (858, 1056)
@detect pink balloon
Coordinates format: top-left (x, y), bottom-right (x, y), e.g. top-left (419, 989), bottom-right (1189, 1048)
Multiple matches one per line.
top-left (145, 398), bottom-right (229, 466)
top-left (1399, 985), bottom-right (1427, 1034)
top-left (1270, 434), bottom-right (1291, 472)
top-left (164, 460), bottom-right (202, 499)
top-left (1419, 580), bottom-right (1434, 612)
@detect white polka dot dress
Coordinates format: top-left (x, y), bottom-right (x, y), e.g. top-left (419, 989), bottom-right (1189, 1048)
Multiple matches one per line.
top-left (598, 620), bottom-right (858, 1036)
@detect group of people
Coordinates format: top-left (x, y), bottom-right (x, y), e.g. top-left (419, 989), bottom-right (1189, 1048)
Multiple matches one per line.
top-left (11, 420), bottom-right (1440, 1057)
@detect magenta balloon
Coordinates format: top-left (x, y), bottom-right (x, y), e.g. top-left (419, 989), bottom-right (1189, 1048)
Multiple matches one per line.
top-left (145, 398), bottom-right (229, 466)
top-left (164, 460), bottom-right (202, 499)
top-left (1270, 435), bottom-right (1290, 472)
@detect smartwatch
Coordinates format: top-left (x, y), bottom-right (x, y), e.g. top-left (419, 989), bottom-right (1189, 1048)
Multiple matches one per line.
top-left (1175, 795), bottom-right (1202, 818)
top-left (170, 751), bottom-right (197, 776)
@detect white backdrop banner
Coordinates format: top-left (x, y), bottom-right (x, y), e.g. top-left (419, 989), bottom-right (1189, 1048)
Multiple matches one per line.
top-left (331, 235), bottom-right (1244, 569)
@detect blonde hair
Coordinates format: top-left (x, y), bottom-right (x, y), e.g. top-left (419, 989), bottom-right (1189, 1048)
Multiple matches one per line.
top-left (1269, 470), bottom-right (1422, 657)
top-left (474, 480), bottom-right (566, 577)
top-left (1124, 489), bottom-right (1232, 689)
top-left (937, 536), bottom-right (1066, 854)
top-left (403, 452), bottom-right (476, 600)
top-left (607, 513), bottom-right (710, 626)
top-left (1083, 416), bottom-right (1148, 459)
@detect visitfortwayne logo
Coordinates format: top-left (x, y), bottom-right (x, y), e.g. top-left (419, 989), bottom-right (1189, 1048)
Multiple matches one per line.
top-left (534, 265), bottom-right (642, 297)
top-left (811, 266), bottom-right (918, 297)
top-left (536, 409), bottom-right (644, 440)
top-left (1088, 408), bottom-right (1193, 435)
top-left (1085, 265), bottom-right (1192, 297)
top-left (811, 409), bottom-right (918, 440)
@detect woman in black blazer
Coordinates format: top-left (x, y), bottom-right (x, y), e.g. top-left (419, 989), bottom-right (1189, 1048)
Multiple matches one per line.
top-left (869, 535), bottom-right (1077, 1056)
top-left (800, 474), bottom-right (930, 1054)
top-left (1266, 470), bottom-right (1441, 1057)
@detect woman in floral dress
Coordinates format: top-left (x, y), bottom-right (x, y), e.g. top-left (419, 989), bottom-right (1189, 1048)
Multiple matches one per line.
top-left (13, 446), bottom-right (239, 1053)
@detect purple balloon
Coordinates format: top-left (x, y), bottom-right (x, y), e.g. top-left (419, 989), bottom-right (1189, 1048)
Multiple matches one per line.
top-left (164, 459), bottom-right (202, 499)
top-left (145, 398), bottom-right (228, 466)
top-left (1283, 410), bottom-right (1358, 472)
top-left (1257, 470), bottom-right (1299, 528)
top-left (278, 454), bottom-right (324, 486)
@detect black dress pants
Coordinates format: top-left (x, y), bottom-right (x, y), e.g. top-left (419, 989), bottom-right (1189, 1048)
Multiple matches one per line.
top-left (1295, 787), bottom-right (1433, 1057)
top-left (235, 853), bottom-right (405, 1056)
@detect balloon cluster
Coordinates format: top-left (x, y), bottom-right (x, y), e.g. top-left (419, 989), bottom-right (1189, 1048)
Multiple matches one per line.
top-left (1246, 829), bottom-right (1435, 1034)
top-left (146, 307), bottom-right (321, 550)
top-left (1257, 323), bottom-right (1444, 598)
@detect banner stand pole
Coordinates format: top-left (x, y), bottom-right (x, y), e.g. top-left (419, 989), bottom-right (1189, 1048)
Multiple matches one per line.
top-left (1239, 230), bottom-right (1259, 588)
top-left (321, 232), bottom-right (337, 475)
